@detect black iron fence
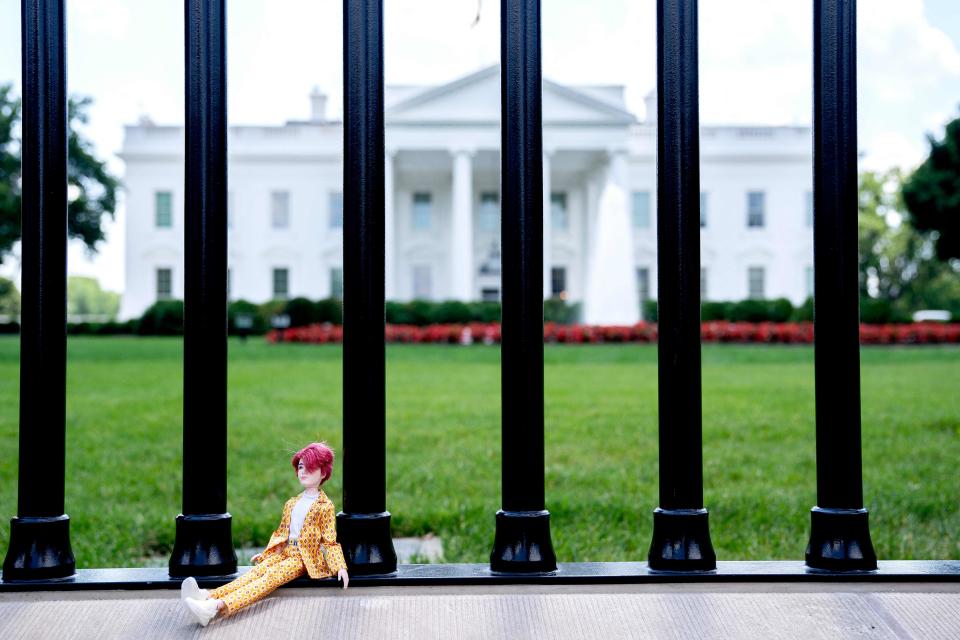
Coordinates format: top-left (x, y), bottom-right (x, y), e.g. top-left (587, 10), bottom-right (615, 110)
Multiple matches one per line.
top-left (0, 0), bottom-right (932, 582)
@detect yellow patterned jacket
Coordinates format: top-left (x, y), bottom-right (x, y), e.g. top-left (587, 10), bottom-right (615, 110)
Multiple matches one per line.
top-left (255, 489), bottom-right (348, 579)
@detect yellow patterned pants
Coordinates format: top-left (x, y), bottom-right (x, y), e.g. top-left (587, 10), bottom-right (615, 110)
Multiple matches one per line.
top-left (209, 545), bottom-right (306, 615)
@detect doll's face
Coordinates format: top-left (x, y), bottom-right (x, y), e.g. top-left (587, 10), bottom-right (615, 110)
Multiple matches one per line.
top-left (297, 460), bottom-right (325, 489)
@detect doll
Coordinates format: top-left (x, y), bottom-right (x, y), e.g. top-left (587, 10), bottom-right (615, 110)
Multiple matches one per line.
top-left (180, 442), bottom-right (349, 626)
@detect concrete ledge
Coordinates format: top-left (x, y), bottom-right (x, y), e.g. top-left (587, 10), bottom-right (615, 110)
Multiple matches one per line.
top-left (1, 560), bottom-right (959, 591)
top-left (1, 582), bottom-right (959, 639)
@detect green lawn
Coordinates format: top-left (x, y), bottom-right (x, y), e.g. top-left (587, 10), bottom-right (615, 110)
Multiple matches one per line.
top-left (0, 337), bottom-right (957, 568)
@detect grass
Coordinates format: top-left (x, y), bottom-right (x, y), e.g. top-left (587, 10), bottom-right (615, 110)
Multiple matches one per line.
top-left (0, 336), bottom-right (957, 568)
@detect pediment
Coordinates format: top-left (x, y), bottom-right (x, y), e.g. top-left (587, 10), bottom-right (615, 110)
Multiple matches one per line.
top-left (386, 65), bottom-right (636, 126)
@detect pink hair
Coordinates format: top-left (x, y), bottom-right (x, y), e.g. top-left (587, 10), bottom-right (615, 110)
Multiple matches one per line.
top-left (291, 442), bottom-right (335, 484)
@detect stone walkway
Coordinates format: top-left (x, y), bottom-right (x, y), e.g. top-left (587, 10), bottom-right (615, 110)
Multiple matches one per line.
top-left (1, 583), bottom-right (958, 639)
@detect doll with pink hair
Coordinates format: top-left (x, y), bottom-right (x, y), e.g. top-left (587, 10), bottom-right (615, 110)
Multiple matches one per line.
top-left (180, 442), bottom-right (349, 626)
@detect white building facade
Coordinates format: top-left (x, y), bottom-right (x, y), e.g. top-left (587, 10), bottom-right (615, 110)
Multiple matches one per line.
top-left (119, 65), bottom-right (814, 321)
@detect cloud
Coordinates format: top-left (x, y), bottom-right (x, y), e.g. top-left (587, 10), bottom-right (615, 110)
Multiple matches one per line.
top-left (69, 0), bottom-right (131, 38)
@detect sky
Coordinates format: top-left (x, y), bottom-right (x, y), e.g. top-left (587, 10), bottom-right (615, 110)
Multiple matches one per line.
top-left (0, 0), bottom-right (959, 295)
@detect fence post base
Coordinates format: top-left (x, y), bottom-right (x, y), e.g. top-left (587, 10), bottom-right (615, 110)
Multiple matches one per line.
top-left (490, 510), bottom-right (557, 574)
top-left (805, 507), bottom-right (877, 571)
top-left (337, 511), bottom-right (397, 575)
top-left (169, 513), bottom-right (237, 577)
top-left (2, 516), bottom-right (75, 581)
top-left (648, 508), bottom-right (716, 571)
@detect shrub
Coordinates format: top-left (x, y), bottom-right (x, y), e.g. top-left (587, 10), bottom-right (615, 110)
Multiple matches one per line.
top-left (314, 298), bottom-right (343, 324)
top-left (229, 299), bottom-right (267, 335)
top-left (729, 299), bottom-right (769, 322)
top-left (641, 299), bottom-right (658, 323)
top-left (860, 297), bottom-right (895, 324)
top-left (543, 297), bottom-right (580, 324)
top-left (430, 300), bottom-right (472, 324)
top-left (386, 299), bottom-right (433, 325)
top-left (466, 301), bottom-right (501, 323)
top-left (256, 299), bottom-right (288, 330)
top-left (138, 300), bottom-right (185, 335)
top-left (791, 296), bottom-right (814, 322)
top-left (701, 301), bottom-right (732, 321)
top-left (68, 320), bottom-right (137, 335)
top-left (767, 297), bottom-right (794, 322)
top-left (283, 297), bottom-right (318, 327)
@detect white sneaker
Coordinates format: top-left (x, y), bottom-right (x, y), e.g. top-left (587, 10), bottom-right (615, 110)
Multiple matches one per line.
top-left (179, 576), bottom-right (210, 602)
top-left (184, 597), bottom-right (219, 627)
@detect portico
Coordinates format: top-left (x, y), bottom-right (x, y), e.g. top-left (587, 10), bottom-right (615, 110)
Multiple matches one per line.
top-left (119, 64), bottom-right (815, 323)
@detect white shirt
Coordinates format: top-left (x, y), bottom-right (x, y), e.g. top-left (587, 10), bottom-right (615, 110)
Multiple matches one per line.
top-left (288, 493), bottom-right (318, 542)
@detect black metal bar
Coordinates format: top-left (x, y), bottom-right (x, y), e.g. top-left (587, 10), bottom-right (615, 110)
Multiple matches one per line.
top-left (490, 0), bottom-right (556, 574)
top-left (647, 0), bottom-right (715, 572)
top-left (806, 0), bottom-right (876, 571)
top-left (3, 561), bottom-right (960, 592)
top-left (2, 0), bottom-right (75, 582)
top-left (338, 0), bottom-right (397, 575)
top-left (169, 0), bottom-right (236, 577)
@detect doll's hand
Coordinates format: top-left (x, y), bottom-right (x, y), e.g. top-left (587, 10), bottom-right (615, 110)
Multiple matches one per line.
top-left (251, 553), bottom-right (264, 565)
top-left (337, 568), bottom-right (349, 589)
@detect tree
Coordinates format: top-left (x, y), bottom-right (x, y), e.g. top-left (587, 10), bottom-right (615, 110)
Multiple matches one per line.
top-left (901, 114), bottom-right (960, 261)
top-left (859, 168), bottom-right (960, 320)
top-left (67, 276), bottom-right (120, 319)
top-left (0, 83), bottom-right (121, 264)
top-left (0, 276), bottom-right (19, 317)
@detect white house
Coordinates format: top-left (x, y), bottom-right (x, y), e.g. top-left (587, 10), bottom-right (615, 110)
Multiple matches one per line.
top-left (118, 64), bottom-right (814, 322)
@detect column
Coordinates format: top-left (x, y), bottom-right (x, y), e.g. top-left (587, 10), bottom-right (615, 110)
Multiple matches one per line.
top-left (451, 149), bottom-right (474, 301)
top-left (3, 0), bottom-right (75, 581)
top-left (543, 150), bottom-right (552, 299)
top-left (385, 149), bottom-right (397, 300)
top-left (583, 150), bottom-right (640, 326)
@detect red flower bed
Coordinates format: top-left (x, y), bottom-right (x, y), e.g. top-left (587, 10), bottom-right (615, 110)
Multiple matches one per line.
top-left (267, 321), bottom-right (960, 345)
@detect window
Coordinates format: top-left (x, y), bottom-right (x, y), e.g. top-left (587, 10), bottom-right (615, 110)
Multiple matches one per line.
top-left (479, 192), bottom-right (499, 232)
top-left (329, 191), bottom-right (343, 229)
top-left (156, 267), bottom-right (172, 300)
top-left (155, 191), bottom-right (173, 228)
top-left (412, 192), bottom-right (432, 231)
top-left (632, 191), bottom-right (651, 228)
top-left (227, 268), bottom-right (231, 300)
top-left (805, 191), bottom-right (813, 228)
top-left (272, 267), bottom-right (289, 300)
top-left (700, 267), bottom-right (708, 300)
top-left (227, 190), bottom-right (234, 229)
top-left (637, 267), bottom-right (650, 303)
top-left (805, 265), bottom-right (814, 297)
top-left (748, 266), bottom-right (765, 299)
top-left (481, 287), bottom-right (500, 302)
top-left (700, 192), bottom-right (708, 228)
top-left (271, 191), bottom-right (290, 229)
top-left (412, 265), bottom-right (432, 299)
top-left (550, 266), bottom-right (567, 298)
top-left (550, 192), bottom-right (568, 231)
top-left (330, 267), bottom-right (344, 300)
top-left (747, 191), bottom-right (765, 228)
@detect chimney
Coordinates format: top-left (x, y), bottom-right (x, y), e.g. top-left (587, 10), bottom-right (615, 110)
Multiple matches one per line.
top-left (310, 87), bottom-right (327, 122)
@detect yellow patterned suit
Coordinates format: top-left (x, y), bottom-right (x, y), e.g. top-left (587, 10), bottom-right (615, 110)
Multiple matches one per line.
top-left (209, 490), bottom-right (348, 615)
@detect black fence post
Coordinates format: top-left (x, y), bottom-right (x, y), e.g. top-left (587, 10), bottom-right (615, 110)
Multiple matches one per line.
top-left (647, 0), bottom-right (716, 572)
top-left (806, 0), bottom-right (877, 571)
top-left (169, 0), bottom-right (236, 577)
top-left (337, 0), bottom-right (397, 575)
top-left (2, 0), bottom-right (76, 582)
top-left (490, 0), bottom-right (557, 574)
